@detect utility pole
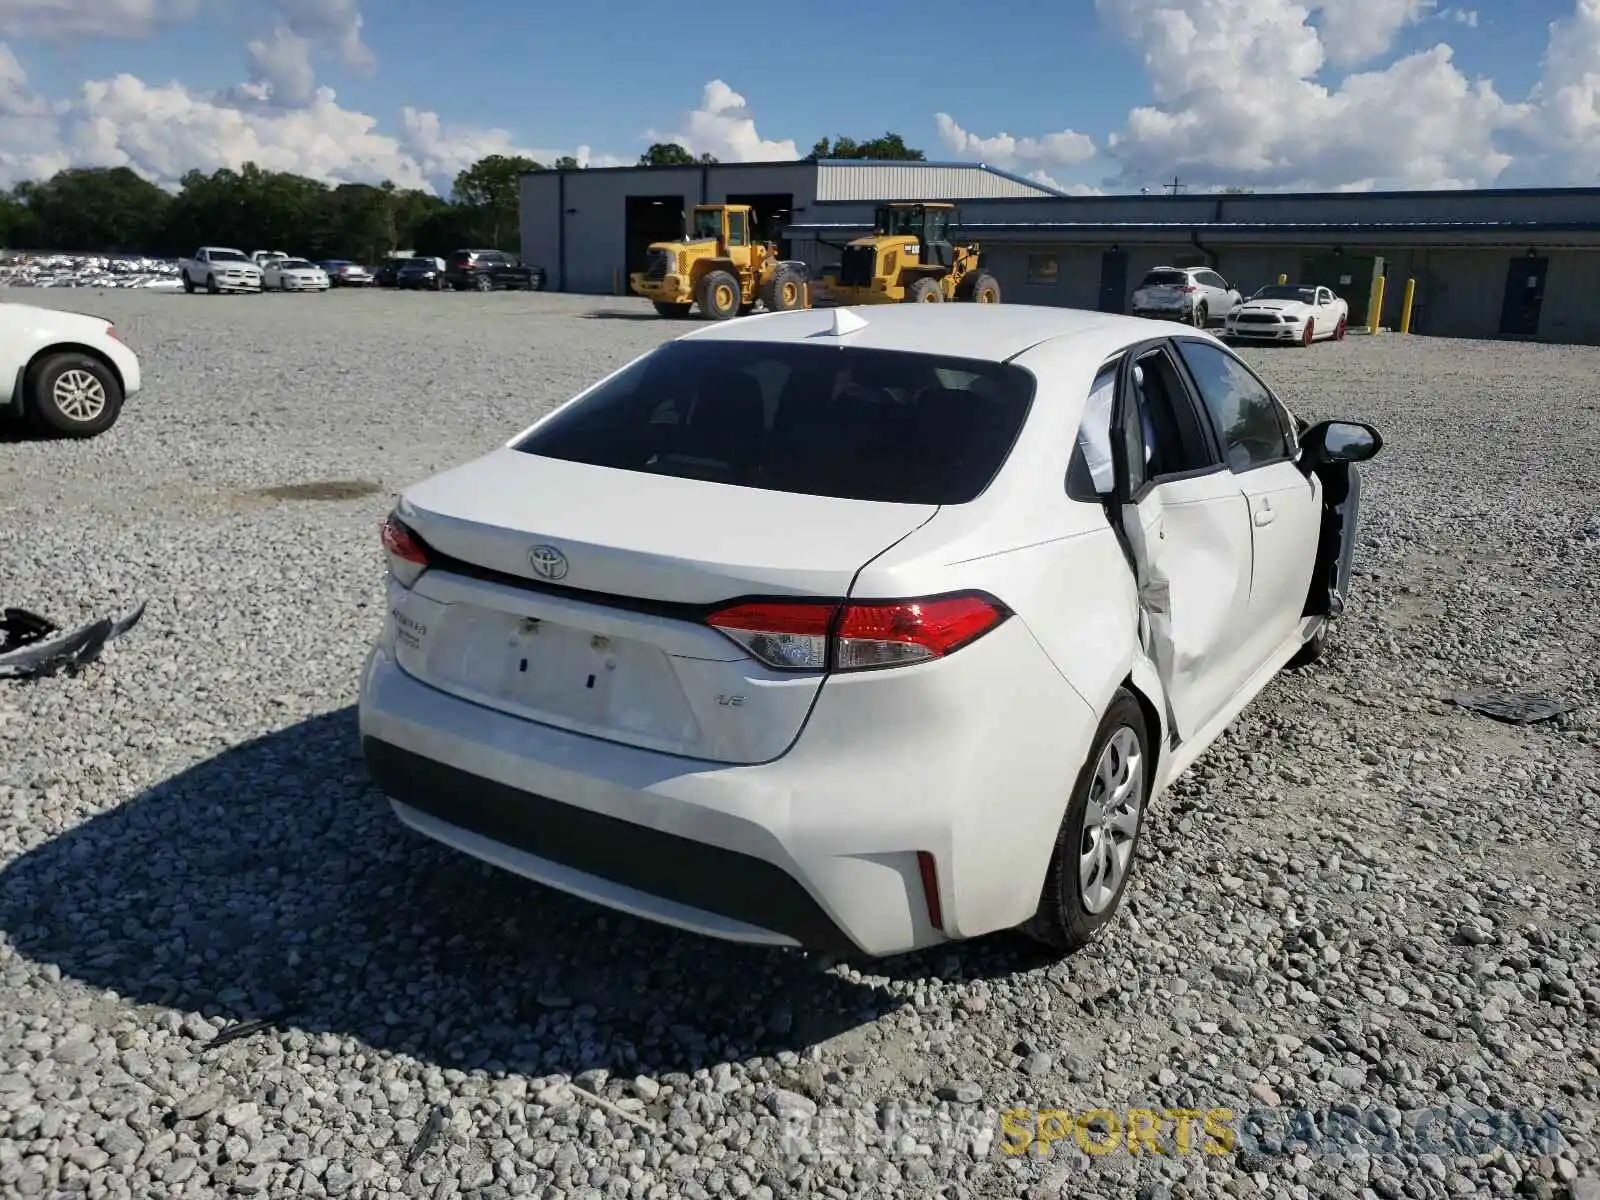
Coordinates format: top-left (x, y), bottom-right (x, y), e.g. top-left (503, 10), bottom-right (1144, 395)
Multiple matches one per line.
top-left (1163, 175), bottom-right (1186, 195)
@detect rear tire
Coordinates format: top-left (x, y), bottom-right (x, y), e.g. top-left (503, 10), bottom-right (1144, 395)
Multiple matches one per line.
top-left (1193, 301), bottom-right (1209, 328)
top-left (1334, 317), bottom-right (1347, 341)
top-left (475, 274), bottom-right (492, 293)
top-left (905, 277), bottom-right (943, 303)
top-left (181, 272), bottom-right (195, 294)
top-left (652, 301), bottom-right (693, 317)
top-left (1021, 688), bottom-right (1152, 956)
top-left (697, 270), bottom-right (741, 320)
top-left (26, 352), bottom-right (124, 438)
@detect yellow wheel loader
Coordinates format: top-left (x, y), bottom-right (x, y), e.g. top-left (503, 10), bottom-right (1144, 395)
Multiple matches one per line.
top-left (810, 202), bottom-right (1001, 307)
top-left (629, 204), bottom-right (810, 320)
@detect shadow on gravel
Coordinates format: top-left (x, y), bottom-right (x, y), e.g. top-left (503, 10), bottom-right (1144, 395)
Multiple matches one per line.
top-left (0, 707), bottom-right (917, 1077)
top-left (579, 310), bottom-right (689, 322)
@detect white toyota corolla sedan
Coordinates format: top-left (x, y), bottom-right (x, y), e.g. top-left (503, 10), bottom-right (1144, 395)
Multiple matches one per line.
top-left (358, 304), bottom-right (1382, 959)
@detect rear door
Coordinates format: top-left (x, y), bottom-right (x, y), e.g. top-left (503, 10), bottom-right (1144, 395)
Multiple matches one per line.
top-left (1169, 336), bottom-right (1322, 668)
top-left (1109, 339), bottom-right (1259, 741)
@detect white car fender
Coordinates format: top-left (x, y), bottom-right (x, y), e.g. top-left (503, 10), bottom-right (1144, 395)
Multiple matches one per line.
top-left (0, 302), bottom-right (142, 418)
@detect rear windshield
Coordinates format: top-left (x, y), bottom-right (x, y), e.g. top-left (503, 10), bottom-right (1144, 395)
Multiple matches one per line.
top-left (513, 339), bottom-right (1037, 504)
top-left (1140, 270), bottom-right (1190, 286)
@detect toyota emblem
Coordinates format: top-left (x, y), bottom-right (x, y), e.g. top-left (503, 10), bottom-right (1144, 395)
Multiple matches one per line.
top-left (528, 544), bottom-right (569, 581)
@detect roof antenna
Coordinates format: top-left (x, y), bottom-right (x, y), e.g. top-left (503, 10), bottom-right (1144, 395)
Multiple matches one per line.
top-left (825, 307), bottom-right (868, 336)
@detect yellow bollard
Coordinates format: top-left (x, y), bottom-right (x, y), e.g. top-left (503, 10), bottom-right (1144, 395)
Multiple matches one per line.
top-left (1278, 273), bottom-right (1287, 285)
top-left (1368, 274), bottom-right (1387, 334)
top-left (1400, 278), bottom-right (1416, 334)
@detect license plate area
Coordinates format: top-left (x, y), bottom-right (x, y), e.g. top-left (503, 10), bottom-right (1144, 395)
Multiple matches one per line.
top-left (463, 614), bottom-right (618, 722)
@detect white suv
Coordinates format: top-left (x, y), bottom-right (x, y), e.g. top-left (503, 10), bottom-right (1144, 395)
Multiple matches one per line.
top-left (1131, 266), bottom-right (1241, 328)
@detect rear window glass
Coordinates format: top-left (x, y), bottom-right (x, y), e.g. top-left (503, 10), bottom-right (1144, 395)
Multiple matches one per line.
top-left (1140, 270), bottom-right (1190, 286)
top-left (513, 340), bottom-right (1037, 504)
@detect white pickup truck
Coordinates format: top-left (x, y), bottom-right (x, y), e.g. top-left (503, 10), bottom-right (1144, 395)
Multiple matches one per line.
top-left (179, 247), bottom-right (263, 294)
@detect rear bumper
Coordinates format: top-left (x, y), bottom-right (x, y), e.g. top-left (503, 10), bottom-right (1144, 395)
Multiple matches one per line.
top-left (357, 617), bottom-right (1096, 958)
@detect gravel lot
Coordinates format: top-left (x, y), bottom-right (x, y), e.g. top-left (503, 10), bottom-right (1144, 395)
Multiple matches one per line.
top-left (1, 287), bottom-right (1597, 1200)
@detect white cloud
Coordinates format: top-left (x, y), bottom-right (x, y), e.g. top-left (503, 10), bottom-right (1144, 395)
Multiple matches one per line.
top-left (1517, 0), bottom-right (1600, 181)
top-left (268, 0), bottom-right (374, 74)
top-left (1440, 6), bottom-right (1478, 25)
top-left (0, 0), bottom-right (199, 40)
top-left (1094, 0), bottom-right (1521, 191)
top-left (242, 26), bottom-right (317, 107)
top-left (933, 113), bottom-right (1097, 176)
top-left (646, 80), bottom-right (798, 162)
top-left (1312, 0), bottom-right (1434, 67)
top-left (0, 43), bottom-right (627, 193)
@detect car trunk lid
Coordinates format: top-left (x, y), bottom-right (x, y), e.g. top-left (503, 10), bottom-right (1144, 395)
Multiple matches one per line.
top-left (389, 448), bottom-right (937, 763)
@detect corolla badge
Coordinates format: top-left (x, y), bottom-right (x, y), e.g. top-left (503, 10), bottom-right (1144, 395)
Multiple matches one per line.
top-left (528, 544), bottom-right (569, 581)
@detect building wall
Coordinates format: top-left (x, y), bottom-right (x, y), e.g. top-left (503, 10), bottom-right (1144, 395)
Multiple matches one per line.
top-left (816, 163), bottom-right (1060, 201)
top-left (1539, 250), bottom-right (1600, 344)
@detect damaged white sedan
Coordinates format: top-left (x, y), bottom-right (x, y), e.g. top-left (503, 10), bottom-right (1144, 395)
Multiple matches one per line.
top-left (358, 304), bottom-right (1382, 959)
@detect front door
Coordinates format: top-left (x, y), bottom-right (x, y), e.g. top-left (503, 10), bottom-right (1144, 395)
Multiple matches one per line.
top-left (1110, 341), bottom-right (1259, 741)
top-left (1499, 255), bottom-right (1548, 338)
top-left (1098, 250), bottom-right (1129, 313)
top-left (1169, 336), bottom-right (1323, 668)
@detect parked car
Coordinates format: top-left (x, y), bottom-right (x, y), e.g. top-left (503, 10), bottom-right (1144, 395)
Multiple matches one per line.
top-left (1, 299), bottom-right (142, 437)
top-left (358, 305), bottom-right (1383, 959)
top-left (373, 257), bottom-right (411, 288)
top-left (1225, 283), bottom-right (1350, 346)
top-left (262, 257), bottom-right (330, 292)
top-left (251, 250), bottom-right (289, 270)
top-left (397, 256), bottom-right (447, 291)
top-left (1130, 266), bottom-right (1241, 328)
top-left (444, 249), bottom-right (545, 292)
top-left (320, 260), bottom-right (374, 287)
top-left (178, 247), bottom-right (262, 294)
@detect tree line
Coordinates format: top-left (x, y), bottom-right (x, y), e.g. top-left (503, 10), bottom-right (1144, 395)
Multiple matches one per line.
top-left (0, 132), bottom-right (928, 259)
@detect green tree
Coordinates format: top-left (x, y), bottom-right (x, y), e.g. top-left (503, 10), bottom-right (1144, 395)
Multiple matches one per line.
top-left (638, 142), bottom-right (716, 166)
top-left (19, 167), bottom-right (172, 253)
top-left (807, 133), bottom-right (925, 161)
top-left (450, 153), bottom-right (542, 250)
top-left (0, 190), bottom-right (43, 249)
top-left (553, 155), bottom-right (581, 170)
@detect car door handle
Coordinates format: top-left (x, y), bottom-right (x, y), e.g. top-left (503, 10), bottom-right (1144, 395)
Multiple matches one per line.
top-left (1253, 499), bottom-right (1276, 527)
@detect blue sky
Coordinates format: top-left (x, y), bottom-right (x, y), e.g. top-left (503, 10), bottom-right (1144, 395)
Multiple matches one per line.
top-left (0, 0), bottom-right (1593, 195)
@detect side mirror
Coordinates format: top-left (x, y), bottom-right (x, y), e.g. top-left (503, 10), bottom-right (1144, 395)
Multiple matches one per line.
top-left (1302, 420), bottom-right (1383, 466)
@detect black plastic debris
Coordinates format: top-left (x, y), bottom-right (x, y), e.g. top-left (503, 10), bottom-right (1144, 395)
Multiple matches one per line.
top-left (205, 1012), bottom-right (292, 1052)
top-left (405, 1105), bottom-right (449, 1171)
top-left (0, 600), bottom-right (146, 681)
top-left (1449, 691), bottom-right (1577, 725)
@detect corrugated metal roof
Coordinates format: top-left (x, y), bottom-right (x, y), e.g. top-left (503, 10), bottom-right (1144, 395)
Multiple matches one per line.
top-left (815, 162), bottom-right (1062, 202)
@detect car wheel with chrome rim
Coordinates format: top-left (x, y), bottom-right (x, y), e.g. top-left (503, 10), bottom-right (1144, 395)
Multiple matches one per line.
top-left (1021, 687), bottom-right (1152, 955)
top-left (27, 352), bottom-right (124, 438)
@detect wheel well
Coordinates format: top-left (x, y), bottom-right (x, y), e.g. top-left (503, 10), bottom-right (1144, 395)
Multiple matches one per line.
top-left (25, 343), bottom-right (125, 409)
top-left (1121, 674), bottom-right (1167, 772)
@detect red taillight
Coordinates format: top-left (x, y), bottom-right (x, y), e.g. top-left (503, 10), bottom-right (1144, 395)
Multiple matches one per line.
top-left (705, 592), bottom-right (1008, 672)
top-left (381, 513), bottom-right (429, 585)
top-left (1181, 284), bottom-right (1199, 292)
top-left (917, 851), bottom-right (944, 931)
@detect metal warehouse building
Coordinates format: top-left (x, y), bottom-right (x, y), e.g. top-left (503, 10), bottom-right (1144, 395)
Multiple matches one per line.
top-left (519, 159), bottom-right (1600, 343)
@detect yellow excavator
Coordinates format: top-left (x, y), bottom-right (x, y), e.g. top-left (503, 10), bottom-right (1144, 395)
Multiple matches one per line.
top-left (811, 202), bottom-right (1001, 306)
top-left (629, 203), bottom-right (810, 320)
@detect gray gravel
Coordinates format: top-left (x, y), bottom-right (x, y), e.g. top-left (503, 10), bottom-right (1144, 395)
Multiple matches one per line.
top-left (1, 288), bottom-right (1597, 1199)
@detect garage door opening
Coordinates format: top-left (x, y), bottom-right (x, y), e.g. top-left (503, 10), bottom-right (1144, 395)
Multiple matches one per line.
top-left (625, 196), bottom-right (686, 280)
top-left (725, 193), bottom-right (794, 258)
